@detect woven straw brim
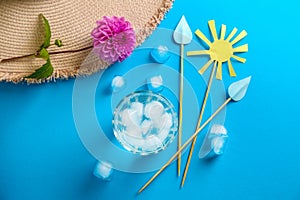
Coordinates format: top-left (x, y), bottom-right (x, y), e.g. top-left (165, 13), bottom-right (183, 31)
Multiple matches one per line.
top-left (0, 0), bottom-right (173, 83)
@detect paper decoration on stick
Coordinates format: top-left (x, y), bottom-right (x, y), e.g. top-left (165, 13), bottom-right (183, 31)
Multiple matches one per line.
top-left (228, 76), bottom-right (251, 101)
top-left (181, 21), bottom-right (249, 187)
top-left (228, 76), bottom-right (251, 100)
top-left (187, 20), bottom-right (248, 80)
top-left (173, 15), bottom-right (192, 176)
top-left (138, 77), bottom-right (251, 194)
top-left (173, 16), bottom-right (193, 44)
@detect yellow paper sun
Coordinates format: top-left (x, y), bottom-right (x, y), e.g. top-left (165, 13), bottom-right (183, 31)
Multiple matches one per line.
top-left (187, 20), bottom-right (248, 80)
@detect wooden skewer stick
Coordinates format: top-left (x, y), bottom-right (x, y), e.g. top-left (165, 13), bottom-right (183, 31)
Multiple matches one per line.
top-left (173, 16), bottom-right (192, 176)
top-left (177, 43), bottom-right (184, 176)
top-left (138, 97), bottom-right (232, 194)
top-left (181, 62), bottom-right (217, 187)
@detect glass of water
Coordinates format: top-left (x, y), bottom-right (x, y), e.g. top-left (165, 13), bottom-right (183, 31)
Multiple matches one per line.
top-left (113, 91), bottom-right (178, 155)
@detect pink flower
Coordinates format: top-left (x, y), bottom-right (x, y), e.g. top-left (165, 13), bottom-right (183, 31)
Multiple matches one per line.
top-left (91, 16), bottom-right (136, 63)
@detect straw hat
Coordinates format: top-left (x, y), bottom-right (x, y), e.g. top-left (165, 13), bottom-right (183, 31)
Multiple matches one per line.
top-left (0, 0), bottom-right (173, 83)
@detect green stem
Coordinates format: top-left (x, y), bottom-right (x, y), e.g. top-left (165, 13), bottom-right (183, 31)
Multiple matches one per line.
top-left (0, 53), bottom-right (36, 62)
top-left (48, 45), bottom-right (92, 55)
top-left (0, 45), bottom-right (93, 63)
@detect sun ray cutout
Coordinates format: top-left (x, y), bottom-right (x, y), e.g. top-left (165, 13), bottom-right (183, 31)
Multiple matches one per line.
top-left (187, 20), bottom-right (248, 80)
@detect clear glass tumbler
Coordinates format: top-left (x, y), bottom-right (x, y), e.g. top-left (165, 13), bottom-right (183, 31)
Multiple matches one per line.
top-left (113, 91), bottom-right (178, 155)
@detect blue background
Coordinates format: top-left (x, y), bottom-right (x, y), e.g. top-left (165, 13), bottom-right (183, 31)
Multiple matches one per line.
top-left (1, 0), bottom-right (300, 199)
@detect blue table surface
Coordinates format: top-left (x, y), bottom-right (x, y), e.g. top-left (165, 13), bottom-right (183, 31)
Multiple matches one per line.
top-left (1, 0), bottom-right (300, 199)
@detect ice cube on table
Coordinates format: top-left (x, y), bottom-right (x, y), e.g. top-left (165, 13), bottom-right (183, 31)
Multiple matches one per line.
top-left (198, 124), bottom-right (229, 159)
top-left (209, 124), bottom-right (227, 135)
top-left (93, 161), bottom-right (113, 181)
top-left (147, 75), bottom-right (164, 92)
top-left (211, 136), bottom-right (227, 155)
top-left (150, 45), bottom-right (170, 64)
top-left (208, 124), bottom-right (228, 155)
top-left (144, 101), bottom-right (165, 120)
top-left (111, 76), bottom-right (125, 93)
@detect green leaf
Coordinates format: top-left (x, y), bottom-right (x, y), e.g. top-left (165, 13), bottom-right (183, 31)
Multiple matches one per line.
top-left (26, 59), bottom-right (53, 79)
top-left (54, 39), bottom-right (63, 47)
top-left (37, 48), bottom-right (49, 60)
top-left (39, 14), bottom-right (51, 49)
